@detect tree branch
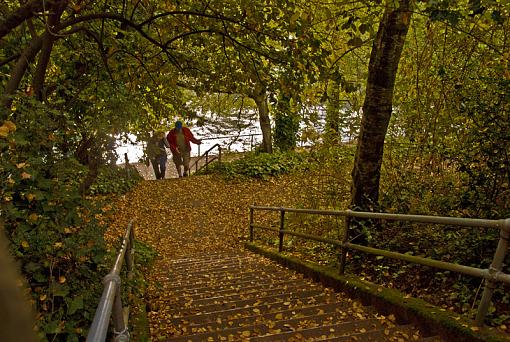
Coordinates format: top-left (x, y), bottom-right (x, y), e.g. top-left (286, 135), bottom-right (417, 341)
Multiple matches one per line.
top-left (0, 0), bottom-right (58, 41)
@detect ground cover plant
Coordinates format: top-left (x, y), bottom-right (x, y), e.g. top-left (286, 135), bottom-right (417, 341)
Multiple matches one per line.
top-left (0, 114), bottom-right (142, 340)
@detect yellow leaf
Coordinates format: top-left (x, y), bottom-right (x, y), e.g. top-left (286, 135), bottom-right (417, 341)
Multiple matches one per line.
top-left (28, 213), bottom-right (38, 221)
top-left (470, 326), bottom-right (480, 332)
top-left (241, 331), bottom-right (251, 337)
top-left (16, 162), bottom-right (27, 169)
top-left (388, 314), bottom-right (396, 322)
top-left (275, 313), bottom-right (283, 320)
top-left (26, 193), bottom-right (35, 201)
top-left (21, 172), bottom-right (31, 180)
top-left (59, 276), bottom-right (66, 283)
top-left (39, 294), bottom-right (47, 301)
top-left (3, 120), bottom-right (16, 132)
top-left (21, 240), bottom-right (29, 248)
top-left (0, 126), bottom-right (9, 138)
top-left (54, 242), bottom-right (63, 248)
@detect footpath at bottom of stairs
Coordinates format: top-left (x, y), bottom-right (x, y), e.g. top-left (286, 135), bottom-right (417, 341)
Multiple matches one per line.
top-left (147, 251), bottom-right (442, 341)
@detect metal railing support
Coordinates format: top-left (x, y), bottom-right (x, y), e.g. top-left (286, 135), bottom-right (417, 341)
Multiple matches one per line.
top-left (475, 219), bottom-right (510, 326)
top-left (338, 213), bottom-right (351, 275)
top-left (112, 285), bottom-right (128, 341)
top-left (249, 205), bottom-right (510, 327)
top-left (191, 143), bottom-right (221, 174)
top-left (87, 222), bottom-right (134, 342)
top-left (279, 209), bottom-right (285, 253)
top-left (249, 207), bottom-right (254, 242)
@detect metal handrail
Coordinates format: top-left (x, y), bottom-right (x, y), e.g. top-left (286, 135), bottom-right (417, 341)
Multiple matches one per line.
top-left (249, 205), bottom-right (510, 326)
top-left (87, 221), bottom-right (135, 342)
top-left (191, 143), bottom-right (222, 174)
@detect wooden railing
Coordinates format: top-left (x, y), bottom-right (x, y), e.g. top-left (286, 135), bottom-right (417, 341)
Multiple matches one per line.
top-left (249, 206), bottom-right (510, 326)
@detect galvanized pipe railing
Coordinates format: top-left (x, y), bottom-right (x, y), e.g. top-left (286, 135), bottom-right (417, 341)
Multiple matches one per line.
top-left (249, 205), bottom-right (510, 326)
top-left (87, 221), bottom-right (135, 342)
top-left (192, 143), bottom-right (222, 174)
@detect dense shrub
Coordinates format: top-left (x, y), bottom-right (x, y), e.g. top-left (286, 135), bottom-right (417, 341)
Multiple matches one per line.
top-left (199, 150), bottom-right (306, 179)
top-left (89, 165), bottom-right (143, 195)
top-left (1, 108), bottom-right (142, 340)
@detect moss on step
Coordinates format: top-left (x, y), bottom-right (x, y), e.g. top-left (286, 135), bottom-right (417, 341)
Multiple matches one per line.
top-left (244, 242), bottom-right (510, 342)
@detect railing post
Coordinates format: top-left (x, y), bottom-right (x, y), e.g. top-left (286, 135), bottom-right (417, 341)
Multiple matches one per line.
top-left (112, 283), bottom-right (129, 341)
top-left (249, 207), bottom-right (254, 242)
top-left (279, 208), bottom-right (285, 252)
top-left (338, 211), bottom-right (352, 275)
top-left (125, 228), bottom-right (134, 275)
top-left (475, 219), bottom-right (510, 326)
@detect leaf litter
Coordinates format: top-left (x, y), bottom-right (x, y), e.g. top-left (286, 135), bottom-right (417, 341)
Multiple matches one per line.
top-left (106, 174), bottom-right (431, 340)
top-left (106, 174), bottom-right (311, 338)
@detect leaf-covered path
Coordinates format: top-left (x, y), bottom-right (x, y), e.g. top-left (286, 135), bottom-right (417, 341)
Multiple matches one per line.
top-left (108, 175), bottom-right (309, 337)
top-left (108, 175), bottom-right (441, 340)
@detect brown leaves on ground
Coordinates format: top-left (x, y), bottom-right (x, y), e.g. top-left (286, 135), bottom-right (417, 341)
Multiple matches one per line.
top-left (107, 174), bottom-right (309, 338)
top-left (109, 174), bottom-right (307, 257)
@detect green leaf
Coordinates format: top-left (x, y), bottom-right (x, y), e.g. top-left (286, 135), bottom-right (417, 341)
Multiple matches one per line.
top-left (67, 296), bottom-right (84, 315)
top-left (347, 37), bottom-right (363, 47)
top-left (52, 283), bottom-right (70, 297)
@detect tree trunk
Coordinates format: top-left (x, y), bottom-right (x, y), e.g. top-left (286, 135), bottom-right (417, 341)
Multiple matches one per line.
top-left (252, 84), bottom-right (273, 153)
top-left (1, 34), bottom-right (44, 114)
top-left (0, 221), bottom-right (38, 342)
top-left (75, 134), bottom-right (103, 195)
top-left (32, 1), bottom-right (68, 101)
top-left (325, 80), bottom-right (341, 145)
top-left (350, 0), bottom-right (413, 211)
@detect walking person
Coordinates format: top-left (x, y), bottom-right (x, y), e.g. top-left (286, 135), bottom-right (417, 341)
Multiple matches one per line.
top-left (146, 131), bottom-right (168, 179)
top-left (167, 120), bottom-right (201, 177)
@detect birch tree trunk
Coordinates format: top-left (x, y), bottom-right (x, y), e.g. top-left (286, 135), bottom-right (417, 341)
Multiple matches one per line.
top-left (350, 0), bottom-right (413, 211)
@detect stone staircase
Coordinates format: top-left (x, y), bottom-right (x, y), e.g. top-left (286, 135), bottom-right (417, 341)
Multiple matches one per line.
top-left (162, 252), bottom-right (442, 341)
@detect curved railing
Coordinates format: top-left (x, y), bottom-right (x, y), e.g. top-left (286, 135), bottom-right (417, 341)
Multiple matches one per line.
top-left (87, 222), bottom-right (135, 342)
top-left (191, 143), bottom-right (222, 174)
top-left (249, 206), bottom-right (510, 326)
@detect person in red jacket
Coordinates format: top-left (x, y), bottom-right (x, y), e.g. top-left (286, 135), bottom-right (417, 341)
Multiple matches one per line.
top-left (166, 120), bottom-right (201, 177)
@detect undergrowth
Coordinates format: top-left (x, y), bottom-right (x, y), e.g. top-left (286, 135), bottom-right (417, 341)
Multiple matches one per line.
top-left (246, 143), bottom-right (510, 330)
top-left (1, 113), bottom-right (143, 341)
top-left (196, 150), bottom-right (306, 179)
